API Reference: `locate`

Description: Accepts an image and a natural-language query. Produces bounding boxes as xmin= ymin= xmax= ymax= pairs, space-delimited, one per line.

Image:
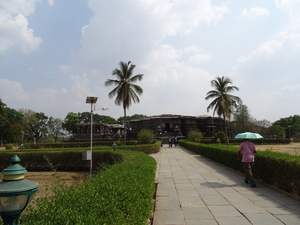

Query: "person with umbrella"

xmin=235 ymin=132 xmax=262 ymax=188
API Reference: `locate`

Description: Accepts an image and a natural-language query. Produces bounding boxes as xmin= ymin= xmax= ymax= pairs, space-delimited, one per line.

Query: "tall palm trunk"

xmin=124 ymin=107 xmax=127 ymax=145
xmin=223 ymin=113 xmax=229 ymax=145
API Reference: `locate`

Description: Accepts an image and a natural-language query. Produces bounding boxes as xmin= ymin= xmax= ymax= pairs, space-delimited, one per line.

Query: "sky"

xmin=1 ymin=0 xmax=300 ymax=123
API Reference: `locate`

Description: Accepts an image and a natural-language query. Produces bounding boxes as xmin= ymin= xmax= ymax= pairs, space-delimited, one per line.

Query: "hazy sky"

xmin=1 ymin=0 xmax=300 ymax=123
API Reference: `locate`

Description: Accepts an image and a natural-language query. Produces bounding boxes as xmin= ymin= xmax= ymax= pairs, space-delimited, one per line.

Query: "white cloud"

xmin=57 ymin=65 xmax=70 ymax=72
xmin=77 ymin=0 xmax=228 ymax=70
xmin=242 ymin=7 xmax=270 ymax=21
xmin=0 ymin=78 xmax=29 ymax=101
xmin=0 ymin=0 xmax=41 ymax=53
xmin=181 ymin=45 xmax=212 ymax=66
xmin=236 ymin=40 xmax=283 ymax=64
xmin=282 ymin=84 xmax=300 ymax=91
xmin=47 ymin=0 xmax=55 ymax=6
xmin=141 ymin=0 xmax=229 ymax=35
xmin=275 ymin=0 xmax=300 ymax=11
xmin=0 ymin=0 xmax=39 ymax=16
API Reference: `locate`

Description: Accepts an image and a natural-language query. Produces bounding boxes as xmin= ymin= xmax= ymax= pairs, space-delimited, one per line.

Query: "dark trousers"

xmin=243 ymin=162 xmax=256 ymax=185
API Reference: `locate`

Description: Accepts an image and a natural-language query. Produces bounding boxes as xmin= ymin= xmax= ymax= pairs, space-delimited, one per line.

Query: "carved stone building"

xmin=72 ymin=114 xmax=225 ymax=142
xmin=72 ymin=123 xmax=124 ymax=142
xmin=130 ymin=114 xmax=225 ymax=139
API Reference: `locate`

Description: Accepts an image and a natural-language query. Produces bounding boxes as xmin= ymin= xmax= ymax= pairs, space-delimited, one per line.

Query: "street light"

xmin=0 ymin=155 xmax=39 ymax=225
xmin=86 ymin=97 xmax=108 ymax=175
xmin=86 ymin=96 xmax=98 ymax=175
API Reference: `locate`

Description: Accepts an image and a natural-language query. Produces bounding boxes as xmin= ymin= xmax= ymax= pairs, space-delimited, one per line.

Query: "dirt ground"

xmin=255 ymin=142 xmax=300 ymax=155
xmin=25 ymin=171 xmax=89 ymax=199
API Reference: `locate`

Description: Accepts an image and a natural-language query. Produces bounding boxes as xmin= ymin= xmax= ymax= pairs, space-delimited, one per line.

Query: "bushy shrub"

xmin=187 ymin=129 xmax=203 ymax=142
xmin=5 ymin=143 xmax=14 ymax=150
xmin=137 ymin=129 xmax=155 ymax=144
xmin=214 ymin=131 xmax=226 ymax=143
xmin=19 ymin=143 xmax=33 ymax=149
xmin=21 ymin=151 xmax=156 ymax=225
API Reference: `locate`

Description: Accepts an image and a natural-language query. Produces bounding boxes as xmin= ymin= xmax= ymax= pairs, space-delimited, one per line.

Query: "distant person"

xmin=168 ymin=136 xmax=172 ymax=148
xmin=173 ymin=136 xmax=178 ymax=147
xmin=237 ymin=139 xmax=257 ymax=188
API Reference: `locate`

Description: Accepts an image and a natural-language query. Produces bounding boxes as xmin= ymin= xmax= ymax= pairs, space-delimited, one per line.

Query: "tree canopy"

xmin=105 ymin=61 xmax=144 ymax=144
xmin=205 ymin=76 xmax=241 ymax=144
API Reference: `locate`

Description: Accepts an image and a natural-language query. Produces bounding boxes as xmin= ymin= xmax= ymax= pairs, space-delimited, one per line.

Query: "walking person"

xmin=168 ymin=136 xmax=172 ymax=148
xmin=237 ymin=139 xmax=257 ymax=188
xmin=173 ymin=136 xmax=178 ymax=147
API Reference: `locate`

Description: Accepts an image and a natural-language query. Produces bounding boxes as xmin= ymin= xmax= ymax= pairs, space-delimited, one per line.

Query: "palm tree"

xmin=105 ymin=61 xmax=144 ymax=144
xmin=205 ymin=76 xmax=241 ymax=144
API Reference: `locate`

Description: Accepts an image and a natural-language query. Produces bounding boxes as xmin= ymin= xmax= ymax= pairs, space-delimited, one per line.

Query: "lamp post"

xmin=86 ymin=96 xmax=98 ymax=175
xmin=86 ymin=97 xmax=108 ymax=175
xmin=0 ymin=155 xmax=39 ymax=225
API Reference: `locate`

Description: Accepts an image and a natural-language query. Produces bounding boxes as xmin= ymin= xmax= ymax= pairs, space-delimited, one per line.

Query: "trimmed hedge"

xmin=0 ymin=150 xmax=124 ymax=171
xmin=0 ymin=141 xmax=160 ymax=172
xmin=10 ymin=141 xmax=161 ymax=155
xmin=21 ymin=150 xmax=157 ymax=225
xmin=179 ymin=140 xmax=300 ymax=195
xmin=113 ymin=141 xmax=161 ymax=154
xmin=183 ymin=138 xmax=291 ymax=145
xmin=25 ymin=140 xmax=140 ymax=149
xmin=228 ymin=138 xmax=291 ymax=145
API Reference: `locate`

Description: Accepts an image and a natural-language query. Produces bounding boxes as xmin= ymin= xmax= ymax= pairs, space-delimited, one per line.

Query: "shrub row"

xmin=21 ymin=150 xmax=157 ymax=225
xmin=227 ymin=138 xmax=291 ymax=145
xmin=23 ymin=140 xmax=139 ymax=149
xmin=199 ymin=138 xmax=291 ymax=145
xmin=0 ymin=150 xmax=124 ymax=172
xmin=113 ymin=141 xmax=161 ymax=154
xmin=178 ymin=140 xmax=300 ymax=195
xmin=8 ymin=141 xmax=161 ymax=155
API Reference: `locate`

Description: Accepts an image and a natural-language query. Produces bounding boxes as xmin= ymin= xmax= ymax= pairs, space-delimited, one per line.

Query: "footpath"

xmin=151 ymin=145 xmax=300 ymax=225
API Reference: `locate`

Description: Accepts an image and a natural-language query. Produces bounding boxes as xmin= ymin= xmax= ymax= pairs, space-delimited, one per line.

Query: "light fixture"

xmin=0 ymin=155 xmax=39 ymax=225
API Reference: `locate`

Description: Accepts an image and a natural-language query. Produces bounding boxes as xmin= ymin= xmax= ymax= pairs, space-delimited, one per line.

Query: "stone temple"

xmin=73 ymin=114 xmax=225 ymax=143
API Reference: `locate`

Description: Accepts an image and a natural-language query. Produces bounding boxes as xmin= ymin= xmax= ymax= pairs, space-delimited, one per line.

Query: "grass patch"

xmin=20 ymin=150 xmax=157 ymax=225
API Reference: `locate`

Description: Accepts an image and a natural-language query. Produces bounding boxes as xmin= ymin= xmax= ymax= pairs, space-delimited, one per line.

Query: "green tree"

xmin=233 ymin=104 xmax=250 ymax=133
xmin=105 ymin=61 xmax=144 ymax=144
xmin=62 ymin=112 xmax=80 ymax=137
xmin=273 ymin=115 xmax=300 ymax=139
xmin=0 ymin=99 xmax=7 ymax=146
xmin=0 ymin=99 xmax=6 ymax=122
xmin=48 ymin=117 xmax=64 ymax=142
xmin=117 ymin=116 xmax=131 ymax=125
xmin=0 ymin=105 xmax=23 ymax=146
xmin=137 ymin=129 xmax=155 ymax=144
xmin=251 ymin=119 xmax=271 ymax=137
xmin=94 ymin=114 xmax=117 ymax=124
xmin=266 ymin=125 xmax=285 ymax=139
xmin=80 ymin=112 xmax=91 ymax=123
xmin=187 ymin=129 xmax=203 ymax=142
xmin=205 ymin=76 xmax=241 ymax=145
xmin=129 ymin=114 xmax=148 ymax=120
xmin=31 ymin=112 xmax=49 ymax=143
xmin=213 ymin=131 xmax=226 ymax=144
xmin=18 ymin=108 xmax=37 ymax=143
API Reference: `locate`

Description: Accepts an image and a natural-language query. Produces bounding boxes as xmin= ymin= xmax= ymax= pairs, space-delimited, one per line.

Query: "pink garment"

xmin=238 ymin=140 xmax=257 ymax=162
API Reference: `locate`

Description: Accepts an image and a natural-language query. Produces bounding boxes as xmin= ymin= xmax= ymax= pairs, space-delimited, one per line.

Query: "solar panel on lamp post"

xmin=86 ymin=96 xmax=98 ymax=175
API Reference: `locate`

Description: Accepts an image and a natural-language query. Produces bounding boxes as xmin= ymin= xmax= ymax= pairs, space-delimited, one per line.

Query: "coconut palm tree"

xmin=205 ymin=76 xmax=241 ymax=144
xmin=105 ymin=61 xmax=143 ymax=144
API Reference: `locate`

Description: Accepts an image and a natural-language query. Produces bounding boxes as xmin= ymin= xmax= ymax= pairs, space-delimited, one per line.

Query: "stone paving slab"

xmin=151 ymin=145 xmax=300 ymax=225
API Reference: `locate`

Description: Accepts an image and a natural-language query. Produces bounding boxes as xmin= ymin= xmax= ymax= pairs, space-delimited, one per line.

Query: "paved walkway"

xmin=151 ymin=145 xmax=300 ymax=225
